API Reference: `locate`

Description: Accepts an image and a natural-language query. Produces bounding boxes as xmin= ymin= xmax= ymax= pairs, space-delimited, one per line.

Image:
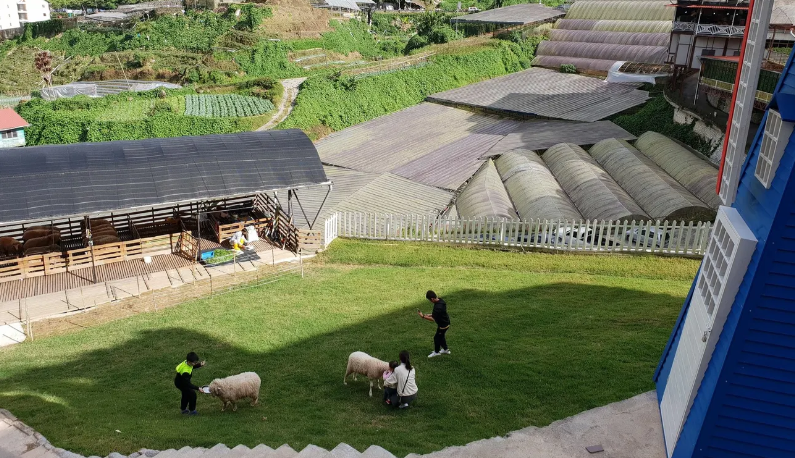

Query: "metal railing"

xmin=326 ymin=212 xmax=714 ymax=257
xmin=673 ymin=22 xmax=745 ymax=37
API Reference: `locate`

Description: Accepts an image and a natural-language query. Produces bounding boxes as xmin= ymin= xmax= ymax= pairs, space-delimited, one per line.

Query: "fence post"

xmin=25 ymin=300 xmax=33 ymax=341
xmin=300 ymin=248 xmax=304 ymax=279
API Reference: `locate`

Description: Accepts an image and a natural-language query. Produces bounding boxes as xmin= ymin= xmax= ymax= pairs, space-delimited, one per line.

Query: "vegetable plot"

xmin=185 ymin=95 xmax=275 ymax=118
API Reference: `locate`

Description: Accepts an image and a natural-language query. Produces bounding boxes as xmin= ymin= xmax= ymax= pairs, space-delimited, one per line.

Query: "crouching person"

xmin=174 ymin=352 xmax=205 ymax=415
xmin=384 ymin=350 xmax=418 ymax=409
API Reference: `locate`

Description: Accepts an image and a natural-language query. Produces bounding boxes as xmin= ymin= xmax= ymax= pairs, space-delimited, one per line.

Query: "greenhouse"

xmin=553 ymin=19 xmax=673 ymax=34
xmin=564 ymin=0 xmax=674 ymax=22
xmin=543 ymin=143 xmax=648 ymax=222
xmin=495 ymin=151 xmax=583 ymax=222
xmin=633 ymin=132 xmax=722 ymax=209
xmin=455 ymin=160 xmax=516 ymax=219
xmin=589 ymin=139 xmax=717 ymax=222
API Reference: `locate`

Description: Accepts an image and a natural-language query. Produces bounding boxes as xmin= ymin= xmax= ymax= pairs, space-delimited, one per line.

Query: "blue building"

xmin=654 ymin=46 xmax=795 ymax=457
xmin=0 ymin=108 xmax=28 ymax=148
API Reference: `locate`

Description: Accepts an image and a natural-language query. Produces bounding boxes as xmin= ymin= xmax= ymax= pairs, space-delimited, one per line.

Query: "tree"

xmin=34 ymin=51 xmax=53 ymax=88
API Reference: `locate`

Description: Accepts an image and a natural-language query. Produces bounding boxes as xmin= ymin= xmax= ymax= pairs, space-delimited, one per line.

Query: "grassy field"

xmin=0 ymin=240 xmax=699 ymax=456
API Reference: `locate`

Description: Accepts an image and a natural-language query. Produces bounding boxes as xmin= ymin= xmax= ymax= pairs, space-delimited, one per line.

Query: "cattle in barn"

xmin=22 ymin=228 xmax=61 ymax=242
xmin=24 ymin=245 xmax=61 ymax=256
xmin=92 ymin=235 xmax=121 ymax=246
xmin=0 ymin=237 xmax=23 ymax=257
xmin=23 ymin=235 xmax=61 ymax=251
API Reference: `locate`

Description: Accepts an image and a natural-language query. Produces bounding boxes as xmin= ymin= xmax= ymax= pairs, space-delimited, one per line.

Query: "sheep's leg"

xmin=232 ymin=401 xmax=238 ymax=412
xmin=353 ymin=373 xmax=358 ymax=381
xmin=343 ymin=370 xmax=348 ymax=385
xmin=251 ymin=395 xmax=259 ymax=406
xmin=221 ymin=401 xmax=226 ymax=412
xmin=369 ymin=380 xmax=373 ymax=397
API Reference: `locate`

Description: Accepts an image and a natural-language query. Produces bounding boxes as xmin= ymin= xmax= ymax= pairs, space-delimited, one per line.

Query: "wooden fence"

xmin=328 ymin=212 xmax=714 ymax=257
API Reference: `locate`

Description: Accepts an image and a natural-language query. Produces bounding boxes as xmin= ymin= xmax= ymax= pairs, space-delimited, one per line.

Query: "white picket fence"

xmin=323 ymin=212 xmax=714 ymax=257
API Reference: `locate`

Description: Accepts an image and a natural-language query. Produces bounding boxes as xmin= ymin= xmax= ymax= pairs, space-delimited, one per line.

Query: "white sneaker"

xmin=440 ymin=349 xmax=451 ymax=355
xmin=428 ymin=351 xmax=441 ymax=358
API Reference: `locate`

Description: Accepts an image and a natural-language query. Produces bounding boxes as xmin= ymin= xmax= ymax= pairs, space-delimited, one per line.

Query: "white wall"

xmin=16 ymin=0 xmax=50 ymax=24
xmin=670 ymin=33 xmax=744 ymax=69
xmin=0 ymin=0 xmax=21 ymax=30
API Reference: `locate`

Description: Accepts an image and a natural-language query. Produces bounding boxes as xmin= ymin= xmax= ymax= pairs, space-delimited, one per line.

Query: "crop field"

xmin=185 ymin=94 xmax=276 ymax=118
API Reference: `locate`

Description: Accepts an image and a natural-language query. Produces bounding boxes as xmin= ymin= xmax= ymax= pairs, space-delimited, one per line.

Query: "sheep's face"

xmin=209 ymin=382 xmax=222 ymax=397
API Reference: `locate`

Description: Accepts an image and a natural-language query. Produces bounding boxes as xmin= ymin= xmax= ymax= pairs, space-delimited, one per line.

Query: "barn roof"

xmin=426 ymin=68 xmax=649 ymax=122
xmin=542 ymin=142 xmax=648 ymax=221
xmin=495 ymin=150 xmax=583 ymax=222
xmin=455 ymin=159 xmax=516 ymax=219
xmin=633 ymin=132 xmax=721 ymax=209
xmin=589 ymin=138 xmax=716 ymax=222
xmin=0 ymin=130 xmax=329 ymax=224
xmin=0 ymin=108 xmax=29 ymax=131
xmin=450 ymin=3 xmax=564 ymax=26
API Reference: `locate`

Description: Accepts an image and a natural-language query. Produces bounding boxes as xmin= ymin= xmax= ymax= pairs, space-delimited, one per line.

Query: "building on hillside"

xmin=654 ymin=45 xmax=795 ymax=457
xmin=15 ymin=0 xmax=50 ymax=25
xmin=1 ymin=0 xmax=21 ymax=29
xmin=0 ymin=109 xmax=28 ymax=148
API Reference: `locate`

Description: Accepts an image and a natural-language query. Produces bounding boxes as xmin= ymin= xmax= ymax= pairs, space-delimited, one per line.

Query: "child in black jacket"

xmin=174 ymin=352 xmax=205 ymax=415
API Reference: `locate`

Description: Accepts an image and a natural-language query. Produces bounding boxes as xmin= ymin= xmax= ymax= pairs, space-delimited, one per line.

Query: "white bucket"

xmin=143 ymin=256 xmax=152 ymax=264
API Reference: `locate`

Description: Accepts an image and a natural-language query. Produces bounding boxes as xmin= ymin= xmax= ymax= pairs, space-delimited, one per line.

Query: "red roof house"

xmin=0 ymin=109 xmax=29 ymax=148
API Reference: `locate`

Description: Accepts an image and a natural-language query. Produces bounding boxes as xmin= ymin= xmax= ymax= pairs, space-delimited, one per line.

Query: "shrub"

xmin=428 ymin=25 xmax=460 ymax=44
xmin=560 ymin=64 xmax=577 ymax=74
xmin=404 ymin=35 xmax=429 ymax=54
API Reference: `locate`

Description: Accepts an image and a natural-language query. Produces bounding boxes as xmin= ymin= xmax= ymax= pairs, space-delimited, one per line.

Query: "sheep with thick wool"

xmin=344 ymin=351 xmax=390 ymax=397
xmin=208 ymin=372 xmax=261 ymax=412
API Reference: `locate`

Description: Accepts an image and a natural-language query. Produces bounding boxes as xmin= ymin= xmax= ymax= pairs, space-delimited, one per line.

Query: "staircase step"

xmin=180 ymin=447 xmax=207 ymax=458
xmin=360 ymin=446 xmax=395 ymax=458
xmin=269 ymin=445 xmax=298 ymax=458
xmin=296 ymin=445 xmax=330 ymax=458
xmin=201 ymin=444 xmax=230 ymax=458
xmin=240 ymin=444 xmax=274 ymax=458
xmin=223 ymin=445 xmax=250 ymax=458
xmin=329 ymin=443 xmax=362 ymax=458
xmin=153 ymin=449 xmax=178 ymax=458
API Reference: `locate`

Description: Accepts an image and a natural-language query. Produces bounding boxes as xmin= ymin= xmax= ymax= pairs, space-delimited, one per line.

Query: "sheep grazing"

xmin=0 ymin=237 xmax=22 ymax=258
xmin=208 ymin=372 xmax=261 ymax=412
xmin=344 ymin=351 xmax=390 ymax=397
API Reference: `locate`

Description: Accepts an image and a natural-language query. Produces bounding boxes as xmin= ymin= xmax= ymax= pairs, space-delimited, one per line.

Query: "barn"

xmin=654 ymin=46 xmax=795 ymax=457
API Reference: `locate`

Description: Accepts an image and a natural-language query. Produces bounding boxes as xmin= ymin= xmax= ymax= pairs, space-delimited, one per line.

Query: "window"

xmin=696 ymin=206 xmax=756 ymax=317
xmin=1 ymin=130 xmax=19 ymax=139
xmin=755 ymin=109 xmax=795 ymax=188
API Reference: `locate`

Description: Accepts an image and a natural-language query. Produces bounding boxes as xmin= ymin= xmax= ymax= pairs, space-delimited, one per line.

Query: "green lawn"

xmin=0 ymin=240 xmax=699 ymax=457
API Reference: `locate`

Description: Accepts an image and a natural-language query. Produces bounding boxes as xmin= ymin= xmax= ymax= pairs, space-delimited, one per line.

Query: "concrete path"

xmin=0 ymin=392 xmax=665 ymax=458
xmin=258 ymin=78 xmax=306 ymax=131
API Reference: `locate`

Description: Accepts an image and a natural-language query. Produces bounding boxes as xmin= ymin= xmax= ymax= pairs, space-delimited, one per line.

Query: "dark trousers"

xmin=384 ymin=387 xmax=416 ymax=407
xmin=434 ymin=326 xmax=449 ymax=352
xmin=177 ymin=385 xmax=197 ymax=411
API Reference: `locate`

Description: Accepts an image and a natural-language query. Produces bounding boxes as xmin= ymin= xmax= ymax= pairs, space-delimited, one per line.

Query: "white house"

xmin=0 ymin=0 xmax=50 ymax=30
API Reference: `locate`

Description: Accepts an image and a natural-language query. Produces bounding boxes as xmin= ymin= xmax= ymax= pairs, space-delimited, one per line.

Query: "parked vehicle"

xmin=624 ymin=227 xmax=670 ymax=248
xmin=467 ymin=6 xmax=480 ymax=12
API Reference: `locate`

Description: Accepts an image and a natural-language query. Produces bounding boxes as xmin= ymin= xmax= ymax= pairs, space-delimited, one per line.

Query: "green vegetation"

xmin=279 ymin=41 xmax=534 ymax=138
xmin=559 ymin=64 xmax=577 ymax=74
xmin=16 ymin=88 xmax=274 ymax=146
xmin=204 ymin=249 xmax=236 ymax=265
xmin=611 ymin=93 xmax=719 ymax=157
xmin=185 ymin=94 xmax=275 ymax=118
xmin=0 ymin=239 xmax=696 ymax=456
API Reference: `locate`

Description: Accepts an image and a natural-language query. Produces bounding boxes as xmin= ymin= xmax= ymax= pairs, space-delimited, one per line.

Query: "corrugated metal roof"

xmin=634 ymin=132 xmax=721 ymax=209
xmin=450 ymin=3 xmax=564 ymax=25
xmin=484 ymin=119 xmax=635 ymax=155
xmin=543 ymin=143 xmax=648 ymax=221
xmin=0 ymin=130 xmax=328 ymax=224
xmin=495 ymin=150 xmax=583 ymax=221
xmin=589 ymin=138 xmax=716 ymax=222
xmin=456 ymin=160 xmax=516 ymax=219
xmin=426 ymin=68 xmax=649 ymax=122
xmin=289 ymin=165 xmax=453 ymax=228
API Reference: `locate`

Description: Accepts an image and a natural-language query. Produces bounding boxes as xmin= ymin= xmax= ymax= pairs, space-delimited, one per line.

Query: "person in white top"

xmin=384 ymin=350 xmax=418 ymax=409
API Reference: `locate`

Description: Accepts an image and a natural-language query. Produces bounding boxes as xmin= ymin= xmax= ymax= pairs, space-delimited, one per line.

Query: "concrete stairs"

xmin=1 ymin=392 xmax=666 ymax=458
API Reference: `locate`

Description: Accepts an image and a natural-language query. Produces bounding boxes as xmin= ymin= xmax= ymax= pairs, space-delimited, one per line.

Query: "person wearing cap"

xmin=174 ymin=352 xmax=205 ymax=415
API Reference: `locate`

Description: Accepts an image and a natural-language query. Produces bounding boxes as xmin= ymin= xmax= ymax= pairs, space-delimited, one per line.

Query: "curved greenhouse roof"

xmin=543 ymin=143 xmax=648 ymax=222
xmin=495 ymin=150 xmax=583 ymax=222
xmin=536 ymin=41 xmax=667 ymax=65
xmin=589 ymin=139 xmax=716 ymax=222
xmin=549 ymin=29 xmax=670 ymax=47
xmin=634 ymin=132 xmax=721 ymax=209
xmin=456 ymin=159 xmax=516 ymax=219
xmin=565 ymin=1 xmax=674 ymax=21
xmin=554 ymin=19 xmax=673 ymax=33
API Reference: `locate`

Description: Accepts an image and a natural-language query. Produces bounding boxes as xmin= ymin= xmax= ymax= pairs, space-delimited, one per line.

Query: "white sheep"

xmin=343 ymin=351 xmax=390 ymax=397
xmin=208 ymin=372 xmax=261 ymax=412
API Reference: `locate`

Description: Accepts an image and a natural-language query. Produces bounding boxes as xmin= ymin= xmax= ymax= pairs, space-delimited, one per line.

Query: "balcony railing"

xmin=673 ymin=22 xmax=745 ymax=36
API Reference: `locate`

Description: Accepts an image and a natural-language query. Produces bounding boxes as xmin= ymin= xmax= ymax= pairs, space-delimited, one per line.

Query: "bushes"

xmin=404 ymin=35 xmax=429 ymax=54
xmin=560 ymin=64 xmax=577 ymax=74
xmin=405 ymin=12 xmax=462 ymax=53
xmin=611 ymin=95 xmax=718 ymax=157
xmin=279 ymin=43 xmax=531 ymax=137
xmin=234 ymin=41 xmax=301 ymax=79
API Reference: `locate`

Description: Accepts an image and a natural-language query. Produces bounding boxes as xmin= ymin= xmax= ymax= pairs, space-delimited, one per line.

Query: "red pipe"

xmin=716 ymin=0 xmax=756 ymax=195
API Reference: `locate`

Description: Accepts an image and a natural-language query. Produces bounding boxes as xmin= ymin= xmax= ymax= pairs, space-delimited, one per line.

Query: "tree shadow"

xmin=0 ymin=282 xmax=682 ymax=457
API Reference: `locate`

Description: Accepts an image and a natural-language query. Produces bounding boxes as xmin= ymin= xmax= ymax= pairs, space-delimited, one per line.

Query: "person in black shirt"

xmin=418 ymin=290 xmax=451 ymax=358
xmin=174 ymin=352 xmax=205 ymax=415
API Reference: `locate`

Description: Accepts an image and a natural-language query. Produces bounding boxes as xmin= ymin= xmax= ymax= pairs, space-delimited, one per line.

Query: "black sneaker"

xmin=189 ymin=410 xmax=199 ymax=416
xmin=181 ymin=409 xmax=189 ymax=415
